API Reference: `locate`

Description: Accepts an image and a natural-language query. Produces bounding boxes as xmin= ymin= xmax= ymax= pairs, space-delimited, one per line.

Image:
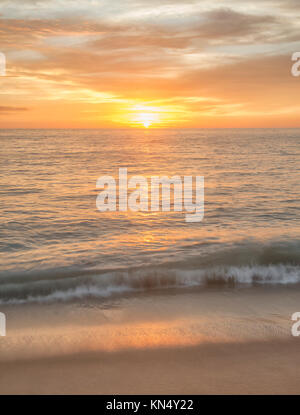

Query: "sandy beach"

xmin=0 ymin=286 xmax=299 ymax=394
xmin=1 ymin=338 xmax=300 ymax=395
xmin=1 ymin=339 xmax=300 ymax=394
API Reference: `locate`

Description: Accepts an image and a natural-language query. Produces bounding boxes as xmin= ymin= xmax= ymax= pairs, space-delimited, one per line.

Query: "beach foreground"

xmin=0 ymin=286 xmax=299 ymax=394
xmin=1 ymin=339 xmax=300 ymax=395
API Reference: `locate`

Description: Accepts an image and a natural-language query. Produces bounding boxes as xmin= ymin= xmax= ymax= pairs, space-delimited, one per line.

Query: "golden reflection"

xmin=83 ymin=319 xmax=220 ymax=353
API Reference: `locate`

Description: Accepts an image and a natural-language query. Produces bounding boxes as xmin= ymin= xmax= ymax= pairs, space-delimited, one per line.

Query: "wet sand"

xmin=0 ymin=286 xmax=300 ymax=394
xmin=1 ymin=339 xmax=300 ymax=394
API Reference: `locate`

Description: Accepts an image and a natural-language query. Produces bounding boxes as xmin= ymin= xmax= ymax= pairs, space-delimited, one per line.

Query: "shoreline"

xmin=0 ymin=286 xmax=300 ymax=394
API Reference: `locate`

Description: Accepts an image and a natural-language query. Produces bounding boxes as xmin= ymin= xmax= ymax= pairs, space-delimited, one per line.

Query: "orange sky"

xmin=0 ymin=0 xmax=300 ymax=128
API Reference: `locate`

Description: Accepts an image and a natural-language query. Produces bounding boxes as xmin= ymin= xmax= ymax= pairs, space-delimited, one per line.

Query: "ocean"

xmin=1 ymin=128 xmax=300 ymax=305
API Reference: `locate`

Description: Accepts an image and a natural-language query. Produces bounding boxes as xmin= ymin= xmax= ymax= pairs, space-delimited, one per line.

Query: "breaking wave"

xmin=1 ymin=240 xmax=300 ymax=305
xmin=0 ymin=264 xmax=300 ymax=305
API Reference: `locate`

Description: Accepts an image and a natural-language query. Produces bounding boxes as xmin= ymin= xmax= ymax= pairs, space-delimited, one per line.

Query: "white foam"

xmin=0 ymin=264 xmax=299 ymax=305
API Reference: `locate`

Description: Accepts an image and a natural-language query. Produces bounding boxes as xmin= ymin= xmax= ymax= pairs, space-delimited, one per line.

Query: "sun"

xmin=128 ymin=105 xmax=160 ymax=128
xmin=143 ymin=120 xmax=151 ymax=128
xmin=138 ymin=112 xmax=155 ymax=128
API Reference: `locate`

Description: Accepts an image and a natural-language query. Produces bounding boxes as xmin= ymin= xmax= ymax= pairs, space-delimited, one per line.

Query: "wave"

xmin=0 ymin=263 xmax=299 ymax=305
xmin=1 ymin=240 xmax=300 ymax=305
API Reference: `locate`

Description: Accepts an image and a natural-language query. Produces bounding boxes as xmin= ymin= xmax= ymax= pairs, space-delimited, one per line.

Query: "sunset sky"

xmin=0 ymin=0 xmax=300 ymax=128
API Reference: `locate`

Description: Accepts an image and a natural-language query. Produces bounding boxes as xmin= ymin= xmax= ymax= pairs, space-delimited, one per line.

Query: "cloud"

xmin=0 ymin=106 xmax=29 ymax=111
xmin=0 ymin=0 xmax=299 ymax=127
xmin=195 ymin=8 xmax=279 ymax=40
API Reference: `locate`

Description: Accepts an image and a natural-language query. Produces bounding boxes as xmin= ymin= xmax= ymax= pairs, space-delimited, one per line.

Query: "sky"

xmin=0 ymin=0 xmax=300 ymax=128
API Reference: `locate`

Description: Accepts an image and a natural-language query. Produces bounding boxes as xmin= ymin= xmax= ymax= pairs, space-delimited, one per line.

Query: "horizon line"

xmin=1 ymin=126 xmax=300 ymax=130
